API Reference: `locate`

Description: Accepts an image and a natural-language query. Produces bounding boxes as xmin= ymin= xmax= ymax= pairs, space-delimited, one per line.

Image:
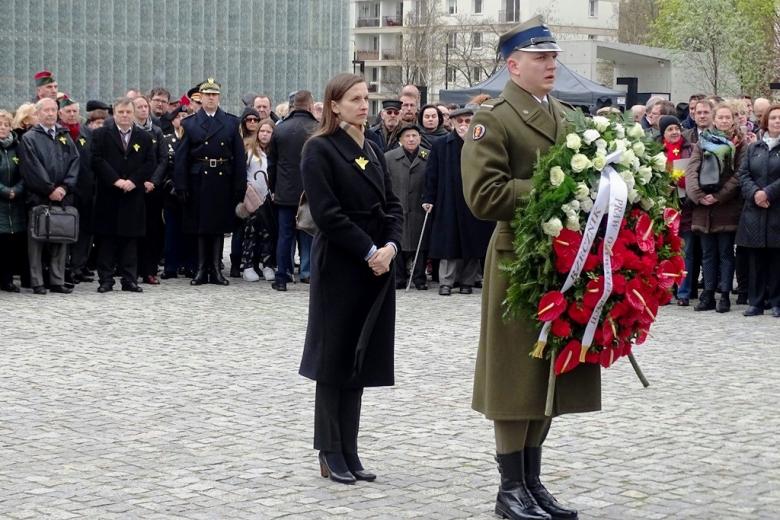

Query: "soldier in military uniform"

xmin=462 ymin=17 xmax=597 ymax=520
xmin=174 ymin=78 xmax=246 ymax=285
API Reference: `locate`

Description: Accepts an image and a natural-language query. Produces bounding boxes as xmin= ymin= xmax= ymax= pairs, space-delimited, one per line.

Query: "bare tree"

xmin=618 ymin=0 xmax=660 ymax=45
xmin=445 ymin=15 xmax=503 ymax=87
xmin=401 ymin=0 xmax=447 ymax=89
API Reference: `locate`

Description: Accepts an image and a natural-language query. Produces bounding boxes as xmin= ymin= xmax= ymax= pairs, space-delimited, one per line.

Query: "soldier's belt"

xmin=196 ymin=157 xmax=231 ymax=168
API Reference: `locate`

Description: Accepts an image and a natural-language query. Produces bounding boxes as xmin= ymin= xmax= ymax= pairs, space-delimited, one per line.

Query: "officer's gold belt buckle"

xmin=209 ymin=158 xmax=218 ymax=168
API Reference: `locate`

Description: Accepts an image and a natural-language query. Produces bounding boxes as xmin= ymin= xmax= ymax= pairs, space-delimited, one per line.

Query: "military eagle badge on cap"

xmin=472 ymin=124 xmax=486 ymax=141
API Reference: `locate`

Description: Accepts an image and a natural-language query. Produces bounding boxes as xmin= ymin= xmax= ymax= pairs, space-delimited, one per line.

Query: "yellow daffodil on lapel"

xmin=12 ymin=156 xmax=19 ymax=164
xmin=58 ymin=136 xmax=67 ymax=144
xmin=419 ymin=150 xmax=428 ymax=159
xmin=133 ymin=143 xmax=141 ymax=152
xmin=79 ymin=137 xmax=86 ymax=147
xmin=355 ymin=156 xmax=368 ymax=170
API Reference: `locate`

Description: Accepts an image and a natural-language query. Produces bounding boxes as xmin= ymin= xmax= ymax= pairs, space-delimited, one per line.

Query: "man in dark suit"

xmin=682 ymin=97 xmax=714 ymax=144
xmin=174 ymin=78 xmax=246 ymax=285
xmin=267 ymin=90 xmax=319 ymax=290
xmin=91 ymin=97 xmax=155 ymax=293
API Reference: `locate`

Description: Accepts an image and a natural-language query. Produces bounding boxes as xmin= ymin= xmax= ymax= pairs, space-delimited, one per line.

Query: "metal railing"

xmin=381 ymin=49 xmax=401 ymax=60
xmin=356 ymin=50 xmax=380 ymax=60
xmin=383 ymin=15 xmax=403 ymax=26
xmin=356 ymin=17 xmax=380 ymax=27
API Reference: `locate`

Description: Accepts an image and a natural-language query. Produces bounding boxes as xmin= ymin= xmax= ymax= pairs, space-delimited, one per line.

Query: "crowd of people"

xmin=0 ymin=69 xmax=778 ymax=316
xmin=0 ymin=69 xmax=495 ymax=298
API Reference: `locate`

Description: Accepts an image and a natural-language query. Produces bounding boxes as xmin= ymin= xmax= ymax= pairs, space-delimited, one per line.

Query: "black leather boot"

xmin=210 ymin=236 xmax=229 ymax=286
xmin=190 ymin=237 xmax=209 ymax=285
xmin=716 ymin=291 xmax=731 ymax=313
xmin=318 ymin=451 xmax=356 ymax=485
xmin=229 ymin=253 xmax=242 ymax=278
xmin=495 ymin=452 xmax=551 ymax=520
xmin=524 ymin=447 xmax=578 ymax=520
xmin=694 ymin=290 xmax=716 ymax=311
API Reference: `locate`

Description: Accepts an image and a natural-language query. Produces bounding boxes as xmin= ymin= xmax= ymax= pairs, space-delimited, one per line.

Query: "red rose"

xmin=568 ymin=301 xmax=591 ymax=325
xmin=537 ymin=291 xmax=567 ymax=322
xmin=554 ymin=339 xmax=582 ymax=375
xmin=622 ymin=250 xmax=642 ymax=271
xmin=550 ymin=318 xmax=572 ymax=338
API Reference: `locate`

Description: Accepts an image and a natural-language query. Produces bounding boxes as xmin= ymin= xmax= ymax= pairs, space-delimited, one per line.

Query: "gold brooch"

xmin=355 ymin=156 xmax=368 ymax=170
xmin=133 ymin=144 xmax=141 ymax=152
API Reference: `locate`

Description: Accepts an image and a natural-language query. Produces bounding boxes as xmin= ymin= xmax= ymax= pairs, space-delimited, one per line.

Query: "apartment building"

xmin=350 ymin=0 xmax=618 ymax=111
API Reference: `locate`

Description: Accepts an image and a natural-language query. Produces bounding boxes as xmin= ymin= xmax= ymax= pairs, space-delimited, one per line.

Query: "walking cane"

xmin=405 ymin=210 xmax=431 ymax=292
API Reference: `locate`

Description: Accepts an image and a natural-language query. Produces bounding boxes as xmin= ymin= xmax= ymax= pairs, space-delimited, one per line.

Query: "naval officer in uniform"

xmin=174 ymin=78 xmax=247 ymax=285
xmin=462 ymin=17 xmax=598 ymax=520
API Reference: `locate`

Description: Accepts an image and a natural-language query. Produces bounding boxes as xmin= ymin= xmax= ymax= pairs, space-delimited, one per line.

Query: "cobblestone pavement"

xmin=1 ymin=267 xmax=779 ymax=519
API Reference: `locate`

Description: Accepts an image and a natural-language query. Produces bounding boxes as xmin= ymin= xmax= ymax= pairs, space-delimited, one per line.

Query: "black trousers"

xmin=0 ymin=232 xmax=28 ymax=286
xmin=97 ymin=236 xmax=138 ymax=286
xmin=746 ymin=247 xmax=780 ymax=307
xmin=138 ymin=191 xmax=165 ymax=277
xmin=314 ymin=383 xmax=363 ymax=454
xmin=395 ymin=250 xmax=427 ymax=286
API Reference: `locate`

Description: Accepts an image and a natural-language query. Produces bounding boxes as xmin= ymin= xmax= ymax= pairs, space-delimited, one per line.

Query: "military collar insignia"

xmin=133 ymin=143 xmax=141 ymax=152
xmin=58 ymin=136 xmax=67 ymax=144
xmin=472 ymin=124 xmax=486 ymax=141
xmin=419 ymin=150 xmax=428 ymax=159
xmin=79 ymin=137 xmax=86 ymax=147
xmin=355 ymin=156 xmax=369 ymax=170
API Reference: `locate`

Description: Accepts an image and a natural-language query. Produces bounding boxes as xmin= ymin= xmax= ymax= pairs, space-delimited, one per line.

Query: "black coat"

xmin=72 ymin=126 xmax=95 ymax=232
xmin=19 ymin=125 xmax=79 ymax=206
xmin=92 ymin=125 xmax=154 ymax=237
xmin=174 ymin=108 xmax=247 ymax=234
xmin=423 ymin=131 xmax=494 ymax=259
xmin=299 ymin=128 xmax=403 ymax=388
xmin=736 ymin=140 xmax=780 ymax=248
xmin=267 ymin=110 xmax=318 ymax=206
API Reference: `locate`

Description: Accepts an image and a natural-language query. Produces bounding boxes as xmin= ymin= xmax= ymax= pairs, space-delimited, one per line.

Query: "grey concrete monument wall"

xmin=0 ymin=0 xmax=349 ymax=114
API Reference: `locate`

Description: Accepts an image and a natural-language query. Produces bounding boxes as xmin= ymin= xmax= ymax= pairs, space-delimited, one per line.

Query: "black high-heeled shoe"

xmin=318 ymin=451 xmax=356 ymax=484
xmin=344 ymin=452 xmax=376 ymax=481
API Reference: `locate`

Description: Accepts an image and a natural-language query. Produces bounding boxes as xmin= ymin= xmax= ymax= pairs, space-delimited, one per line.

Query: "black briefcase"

xmin=29 ymin=203 xmax=80 ymax=244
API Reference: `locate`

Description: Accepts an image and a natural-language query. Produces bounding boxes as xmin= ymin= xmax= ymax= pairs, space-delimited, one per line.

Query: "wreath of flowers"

xmin=502 ymin=111 xmax=685 ymax=375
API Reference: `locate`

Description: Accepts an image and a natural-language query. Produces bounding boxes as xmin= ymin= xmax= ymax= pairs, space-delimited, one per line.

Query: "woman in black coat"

xmin=299 ymin=73 xmax=403 ymax=484
xmin=736 ymin=104 xmax=780 ymax=317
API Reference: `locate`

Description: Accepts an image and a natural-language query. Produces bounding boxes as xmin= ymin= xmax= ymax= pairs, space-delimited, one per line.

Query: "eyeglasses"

xmin=245 ymin=118 xmax=259 ymax=123
xmin=385 ymin=109 xmax=399 ymax=115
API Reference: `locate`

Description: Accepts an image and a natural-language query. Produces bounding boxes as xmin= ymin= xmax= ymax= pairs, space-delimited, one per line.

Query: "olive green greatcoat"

xmin=461 ymin=79 xmax=602 ymax=420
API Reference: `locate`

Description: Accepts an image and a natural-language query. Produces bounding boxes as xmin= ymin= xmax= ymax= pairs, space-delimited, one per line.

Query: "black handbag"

xmin=698 ymin=152 xmax=723 ymax=194
xmin=295 ymin=192 xmax=318 ymax=236
xmin=29 ymin=203 xmax=79 ymax=243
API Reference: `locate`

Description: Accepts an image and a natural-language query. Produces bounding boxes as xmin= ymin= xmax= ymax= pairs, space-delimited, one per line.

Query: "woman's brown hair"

xmin=760 ymin=104 xmax=780 ymax=132
xmin=245 ymin=118 xmax=276 ymax=158
xmin=315 ymin=73 xmax=366 ymax=137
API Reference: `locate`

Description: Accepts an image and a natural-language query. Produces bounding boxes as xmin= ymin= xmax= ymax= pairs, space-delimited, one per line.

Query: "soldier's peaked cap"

xmin=199 ymin=78 xmax=221 ymax=94
xmin=498 ymin=15 xmax=561 ymax=59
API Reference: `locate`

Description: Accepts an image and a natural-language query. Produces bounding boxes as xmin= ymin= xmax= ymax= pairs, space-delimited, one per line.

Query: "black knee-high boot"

xmin=524 ymin=447 xmax=578 ymax=520
xmin=191 ymin=236 xmax=209 ymax=285
xmin=495 ymin=451 xmax=550 ymax=520
xmin=210 ymin=236 xmax=229 ymax=285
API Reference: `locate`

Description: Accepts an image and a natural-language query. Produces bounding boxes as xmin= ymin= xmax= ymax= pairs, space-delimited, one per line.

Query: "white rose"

xmin=580 ymin=198 xmax=594 ymax=213
xmin=565 ymin=216 xmax=581 ymax=231
xmin=570 ymin=153 xmax=592 ymax=173
xmin=592 ymin=116 xmax=610 ymax=132
xmin=631 ymin=157 xmax=641 ymax=172
xmin=627 ymin=123 xmax=645 ymax=139
xmin=549 ymin=166 xmax=565 ymax=186
xmin=637 ymin=166 xmax=653 ymax=185
xmin=574 ymin=182 xmax=590 ymax=201
xmin=615 ymin=124 xmax=625 ymax=139
xmin=620 ymin=169 xmax=636 ymax=190
xmin=632 ymin=141 xmax=646 ymax=158
xmin=542 ymin=217 xmax=563 ymax=237
xmin=595 ymin=139 xmax=608 ymax=153
xmin=627 ymin=188 xmax=640 ymax=203
xmin=566 ymin=133 xmax=582 ymax=151
xmin=582 ymin=128 xmax=600 ymax=145
xmin=592 ymin=154 xmax=607 ymax=171
xmin=640 ymin=197 xmax=656 ymax=211
xmin=619 ymin=149 xmax=637 ymax=167
xmin=652 ymin=152 xmax=667 ymax=171
xmin=612 ymin=139 xmax=627 ymax=153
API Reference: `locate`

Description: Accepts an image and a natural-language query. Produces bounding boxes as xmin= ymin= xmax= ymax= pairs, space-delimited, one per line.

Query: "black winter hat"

xmin=659 ymin=115 xmax=681 ymax=136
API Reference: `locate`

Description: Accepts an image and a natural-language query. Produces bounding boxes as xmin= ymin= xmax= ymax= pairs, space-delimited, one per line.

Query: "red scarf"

xmin=63 ymin=122 xmax=80 ymax=141
xmin=663 ymin=139 xmax=683 ymax=162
